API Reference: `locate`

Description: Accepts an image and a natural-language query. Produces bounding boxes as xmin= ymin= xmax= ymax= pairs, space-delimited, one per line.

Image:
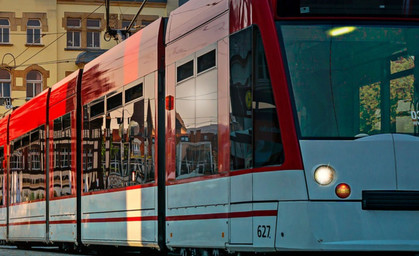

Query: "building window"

xmin=0 ymin=70 xmax=11 ymax=98
xmin=27 ymin=19 xmax=41 ymax=44
xmin=87 ymin=19 xmax=100 ymax=48
xmin=26 ymin=70 xmax=42 ymax=99
xmin=67 ymin=18 xmax=81 ymax=48
xmin=122 ymin=20 xmax=135 ymax=30
xmin=0 ymin=19 xmax=10 ymax=44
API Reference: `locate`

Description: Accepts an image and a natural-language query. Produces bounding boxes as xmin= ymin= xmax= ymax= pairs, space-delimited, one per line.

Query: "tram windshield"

xmin=278 ymin=23 xmax=419 ymax=138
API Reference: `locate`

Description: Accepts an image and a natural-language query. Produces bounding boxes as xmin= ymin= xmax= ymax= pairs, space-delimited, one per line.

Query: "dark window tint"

xmin=31 ymin=130 xmax=39 ymax=142
xmin=0 ymin=147 xmax=3 ymax=205
xmin=90 ymin=101 xmax=104 ymax=118
xmin=22 ymin=135 xmax=29 ymax=147
xmin=198 ymin=50 xmax=216 ymax=73
xmin=229 ymin=26 xmax=284 ymax=170
xmin=107 ymin=93 xmax=122 ymax=111
xmin=177 ymin=60 xmax=194 ymax=82
xmin=125 ymin=83 xmax=143 ymax=103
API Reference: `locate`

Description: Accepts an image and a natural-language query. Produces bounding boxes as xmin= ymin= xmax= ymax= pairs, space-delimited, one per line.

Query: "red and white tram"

xmin=0 ymin=0 xmax=418 ymax=253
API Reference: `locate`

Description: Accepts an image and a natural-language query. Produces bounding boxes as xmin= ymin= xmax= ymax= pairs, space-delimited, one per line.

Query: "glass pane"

xmin=34 ymin=29 xmax=41 ymax=43
xmin=87 ymin=19 xmax=100 ymax=28
xmin=53 ymin=114 xmax=72 ymax=197
xmin=230 ymin=28 xmax=253 ymax=170
xmin=198 ymin=50 xmax=216 ymax=73
xmin=74 ymin=32 xmax=80 ymax=47
xmin=253 ymin=29 xmax=284 ymax=167
xmin=125 ymin=83 xmax=143 ymax=103
xmin=3 ymin=83 xmax=10 ymax=97
xmin=27 ymin=70 xmax=41 ymax=80
xmin=0 ymin=19 xmax=8 ymax=25
xmin=35 ymin=83 xmax=42 ymax=95
xmin=279 ymin=24 xmax=419 ymax=138
xmin=94 ymin=32 xmax=100 ymax=47
xmin=0 ymin=70 xmax=10 ymax=80
xmin=67 ymin=18 xmax=81 ymax=27
xmin=90 ymin=101 xmax=104 ymax=118
xmin=27 ymin=19 xmax=40 ymax=26
xmin=107 ymin=93 xmax=122 ymax=111
xmin=87 ymin=32 xmax=92 ymax=47
xmin=83 ymin=116 xmax=105 ymax=192
xmin=27 ymin=83 xmax=34 ymax=98
xmin=177 ymin=60 xmax=193 ymax=82
xmin=4 ymin=29 xmax=8 ymax=43
xmin=27 ymin=29 xmax=33 ymax=43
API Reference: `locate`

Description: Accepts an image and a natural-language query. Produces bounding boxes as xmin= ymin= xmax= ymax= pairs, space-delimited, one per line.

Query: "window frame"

xmin=66 ymin=18 xmax=81 ymax=49
xmin=0 ymin=19 xmax=10 ymax=44
xmin=0 ymin=70 xmax=11 ymax=99
xmin=26 ymin=70 xmax=43 ymax=100
xmin=86 ymin=18 xmax=100 ymax=49
xmin=26 ymin=19 xmax=42 ymax=45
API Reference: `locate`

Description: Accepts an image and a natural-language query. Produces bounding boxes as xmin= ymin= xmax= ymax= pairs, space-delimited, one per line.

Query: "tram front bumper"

xmin=275 ymin=200 xmax=419 ymax=251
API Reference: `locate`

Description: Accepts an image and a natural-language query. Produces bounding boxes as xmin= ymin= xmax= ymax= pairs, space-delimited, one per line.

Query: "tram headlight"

xmin=314 ymin=165 xmax=335 ymax=186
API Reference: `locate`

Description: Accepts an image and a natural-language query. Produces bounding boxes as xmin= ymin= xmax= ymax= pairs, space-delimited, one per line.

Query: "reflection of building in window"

xmin=53 ymin=113 xmax=72 ymax=197
xmin=230 ymin=27 xmax=283 ymax=169
xmin=83 ymin=83 xmax=156 ymax=192
xmin=10 ymin=128 xmax=45 ymax=203
xmin=175 ymin=47 xmax=218 ymax=179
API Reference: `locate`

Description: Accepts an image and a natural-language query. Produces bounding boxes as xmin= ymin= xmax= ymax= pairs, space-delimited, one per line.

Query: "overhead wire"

xmin=9 ymin=3 xmax=105 ymax=68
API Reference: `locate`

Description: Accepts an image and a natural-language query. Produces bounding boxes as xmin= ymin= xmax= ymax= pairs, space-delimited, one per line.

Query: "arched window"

xmin=26 ymin=70 xmax=42 ymax=99
xmin=0 ymin=19 xmax=10 ymax=44
xmin=27 ymin=19 xmax=41 ymax=44
xmin=0 ymin=70 xmax=11 ymax=98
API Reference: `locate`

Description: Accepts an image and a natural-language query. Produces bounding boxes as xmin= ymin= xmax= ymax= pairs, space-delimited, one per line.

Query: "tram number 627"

xmin=257 ymin=225 xmax=271 ymax=238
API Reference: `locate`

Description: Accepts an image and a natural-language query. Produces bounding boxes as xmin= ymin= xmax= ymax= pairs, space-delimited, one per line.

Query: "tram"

xmin=0 ymin=0 xmax=418 ymax=254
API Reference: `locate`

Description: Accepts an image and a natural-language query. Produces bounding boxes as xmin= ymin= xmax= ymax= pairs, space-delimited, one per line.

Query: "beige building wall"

xmin=0 ymin=0 xmax=178 ymax=116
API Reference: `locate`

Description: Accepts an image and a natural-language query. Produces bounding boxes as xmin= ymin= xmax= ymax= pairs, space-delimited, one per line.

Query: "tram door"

xmin=229 ymin=26 xmax=254 ymax=245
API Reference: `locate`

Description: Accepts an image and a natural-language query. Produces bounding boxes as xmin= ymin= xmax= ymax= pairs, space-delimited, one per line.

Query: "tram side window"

xmin=175 ymin=47 xmax=218 ymax=179
xmin=229 ymin=26 xmax=284 ymax=170
xmin=124 ymin=95 xmax=156 ymax=185
xmin=10 ymin=127 xmax=45 ymax=204
xmin=83 ymin=87 xmax=156 ymax=193
xmin=53 ymin=113 xmax=73 ymax=197
xmin=0 ymin=147 xmax=4 ymax=205
xmin=83 ymin=100 xmax=106 ymax=193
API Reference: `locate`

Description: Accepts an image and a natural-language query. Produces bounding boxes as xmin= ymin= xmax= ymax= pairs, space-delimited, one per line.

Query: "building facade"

xmin=0 ymin=0 xmax=178 ymax=116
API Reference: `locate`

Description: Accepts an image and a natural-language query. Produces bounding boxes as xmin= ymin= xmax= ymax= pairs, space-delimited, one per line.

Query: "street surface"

xmin=0 ymin=245 xmax=149 ymax=256
xmin=0 ymin=246 xmax=88 ymax=256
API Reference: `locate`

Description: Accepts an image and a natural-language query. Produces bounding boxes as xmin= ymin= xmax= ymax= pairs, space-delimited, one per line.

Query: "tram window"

xmin=177 ymin=60 xmax=194 ymax=82
xmin=198 ymin=49 xmax=216 ymax=73
xmin=22 ymin=135 xmax=29 ymax=147
xmin=107 ymin=92 xmax=122 ymax=111
xmin=10 ymin=127 xmax=45 ymax=204
xmin=90 ymin=100 xmax=104 ymax=118
xmin=175 ymin=48 xmax=218 ymax=179
xmin=125 ymin=83 xmax=143 ymax=103
xmin=0 ymin=147 xmax=3 ymax=206
xmin=31 ymin=129 xmax=39 ymax=142
xmin=52 ymin=113 xmax=72 ymax=197
xmin=83 ymin=114 xmax=106 ymax=193
xmin=230 ymin=26 xmax=284 ymax=170
xmin=124 ymin=99 xmax=156 ymax=185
